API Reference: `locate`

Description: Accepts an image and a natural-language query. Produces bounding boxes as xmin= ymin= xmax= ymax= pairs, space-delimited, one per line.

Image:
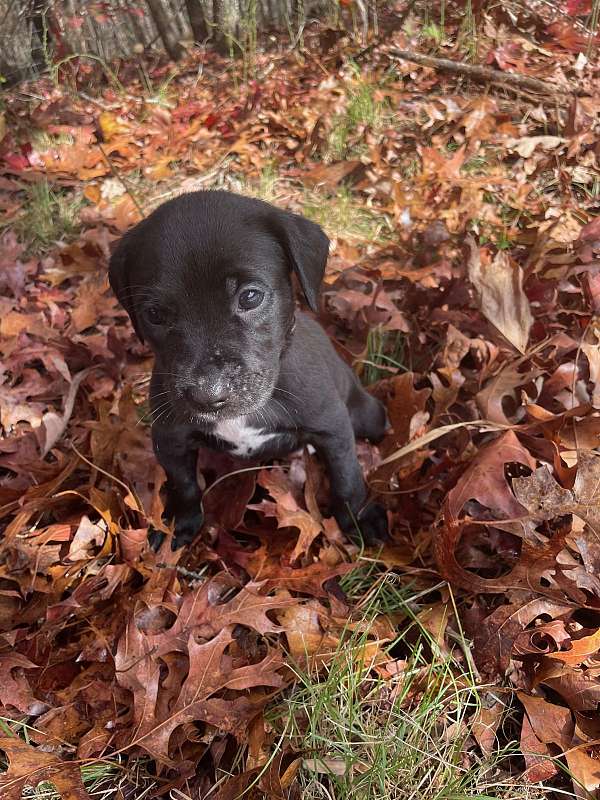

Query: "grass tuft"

xmin=236 ymin=162 xmax=288 ymax=204
xmin=16 ymin=180 xmax=82 ymax=253
xmin=303 ymin=186 xmax=391 ymax=244
xmin=326 ymin=69 xmax=389 ymax=162
xmin=269 ymin=573 xmax=548 ymax=800
xmin=421 ymin=22 xmax=444 ymax=44
xmin=360 ymin=327 xmax=408 ymax=385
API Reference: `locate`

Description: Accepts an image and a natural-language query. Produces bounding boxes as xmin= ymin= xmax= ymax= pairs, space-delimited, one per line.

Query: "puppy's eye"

xmin=238 ymin=288 xmax=265 ymax=311
xmin=146 ymin=306 xmax=166 ymax=326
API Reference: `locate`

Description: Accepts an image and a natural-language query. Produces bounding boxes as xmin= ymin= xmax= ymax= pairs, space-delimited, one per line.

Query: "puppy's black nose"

xmin=183 ymin=384 xmax=230 ymax=411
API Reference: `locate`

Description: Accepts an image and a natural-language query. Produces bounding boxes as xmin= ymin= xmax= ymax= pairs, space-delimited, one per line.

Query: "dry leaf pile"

xmin=1 ymin=2 xmax=600 ymax=797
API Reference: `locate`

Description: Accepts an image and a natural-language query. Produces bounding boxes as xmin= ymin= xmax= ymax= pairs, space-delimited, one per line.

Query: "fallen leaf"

xmin=565 ymin=747 xmax=600 ymax=797
xmin=518 ymin=692 xmax=574 ymax=750
xmin=436 ymin=430 xmax=538 ymax=593
xmin=98 ymin=112 xmax=128 ymax=141
xmin=255 ymin=469 xmax=324 ymax=561
xmin=513 ymin=452 xmax=600 ymax=538
xmin=471 ymin=598 xmax=573 ymax=678
xmin=67 ymin=515 xmax=105 ymax=561
xmin=471 ymin=698 xmax=505 ymax=755
xmin=506 ymin=136 xmax=567 ymax=159
xmin=116 ymin=624 xmax=284 ymax=761
xmin=41 ymin=368 xmax=92 ymax=456
xmin=547 ymin=21 xmax=599 ymax=53
xmin=536 ymin=660 xmax=600 ymax=712
xmin=0 ymin=736 xmax=91 ymax=800
xmin=467 ymin=237 xmax=533 ymax=353
xmin=300 ymin=160 xmax=365 ymax=190
xmin=0 ymin=653 xmax=48 ymax=715
xmin=520 ymin=712 xmax=559 ymax=783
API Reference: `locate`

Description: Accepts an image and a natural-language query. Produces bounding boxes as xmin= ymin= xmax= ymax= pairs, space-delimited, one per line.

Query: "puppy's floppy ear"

xmin=269 ymin=209 xmax=330 ymax=313
xmin=108 ymin=229 xmax=144 ymax=342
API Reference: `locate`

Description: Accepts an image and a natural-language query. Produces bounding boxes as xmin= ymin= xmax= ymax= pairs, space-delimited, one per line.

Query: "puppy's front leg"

xmin=312 ymin=416 xmax=388 ymax=545
xmin=151 ymin=426 xmax=203 ymax=550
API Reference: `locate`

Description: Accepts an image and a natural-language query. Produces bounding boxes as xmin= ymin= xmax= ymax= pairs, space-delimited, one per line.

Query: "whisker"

xmin=271 ymin=397 xmax=297 ymax=429
xmin=120 ymin=283 xmax=163 ymax=289
xmin=120 ymin=284 xmax=165 ymax=291
xmin=257 ymin=407 xmax=269 ymax=431
xmin=152 ymin=403 xmax=174 ymax=427
xmin=120 ymin=292 xmax=163 ymax=300
xmin=138 ymin=400 xmax=171 ymax=426
xmin=274 ymin=386 xmax=301 ymax=402
xmin=260 ymin=400 xmax=274 ymax=427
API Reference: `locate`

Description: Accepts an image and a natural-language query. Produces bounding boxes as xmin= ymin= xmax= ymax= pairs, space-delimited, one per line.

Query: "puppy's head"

xmin=109 ymin=190 xmax=329 ymax=424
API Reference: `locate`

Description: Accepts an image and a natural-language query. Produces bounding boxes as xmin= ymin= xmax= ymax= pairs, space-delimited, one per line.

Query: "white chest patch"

xmin=214 ymin=416 xmax=277 ymax=458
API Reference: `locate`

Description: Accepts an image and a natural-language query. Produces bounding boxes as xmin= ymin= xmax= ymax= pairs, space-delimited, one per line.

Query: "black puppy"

xmin=109 ymin=190 xmax=388 ymax=549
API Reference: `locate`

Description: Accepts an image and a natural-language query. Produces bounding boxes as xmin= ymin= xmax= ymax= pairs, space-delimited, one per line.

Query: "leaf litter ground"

xmin=1 ymin=3 xmax=600 ymax=798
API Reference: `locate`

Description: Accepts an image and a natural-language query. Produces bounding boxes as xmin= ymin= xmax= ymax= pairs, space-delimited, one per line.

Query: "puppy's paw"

xmin=171 ymin=509 xmax=204 ymax=550
xmin=148 ymin=509 xmax=204 ymax=552
xmin=334 ymin=501 xmax=389 ymax=546
xmin=368 ymin=404 xmax=390 ymax=445
xmin=356 ymin=502 xmax=389 ymax=546
xmin=148 ymin=526 xmax=167 ymax=552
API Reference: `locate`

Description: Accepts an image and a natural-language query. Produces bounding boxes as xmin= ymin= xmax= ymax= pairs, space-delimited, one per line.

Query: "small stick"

xmin=97 ymin=142 xmax=146 ymax=218
xmin=156 ymin=562 xmax=208 ymax=581
xmin=389 ymin=47 xmax=580 ymax=97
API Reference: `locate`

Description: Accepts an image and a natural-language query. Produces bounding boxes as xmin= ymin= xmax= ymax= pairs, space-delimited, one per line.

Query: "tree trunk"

xmin=145 ymin=0 xmax=185 ymax=60
xmin=122 ymin=0 xmax=149 ymax=49
xmin=185 ymin=0 xmax=208 ymax=42
xmin=212 ymin=0 xmax=229 ymax=54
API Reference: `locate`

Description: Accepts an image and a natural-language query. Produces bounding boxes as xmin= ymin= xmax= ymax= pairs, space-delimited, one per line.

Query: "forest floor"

xmin=1 ymin=2 xmax=600 ymax=799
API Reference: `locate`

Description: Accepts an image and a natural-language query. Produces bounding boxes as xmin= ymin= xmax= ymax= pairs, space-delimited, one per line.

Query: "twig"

xmin=79 ymin=91 xmax=125 ymax=110
xmin=97 ymin=142 xmax=146 ymax=218
xmin=389 ymin=47 xmax=581 ymax=97
xmin=156 ymin=562 xmax=208 ymax=581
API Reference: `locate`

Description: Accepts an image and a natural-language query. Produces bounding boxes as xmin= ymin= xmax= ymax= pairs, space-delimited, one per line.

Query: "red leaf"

xmin=565 ymin=0 xmax=592 ymax=13
xmin=204 ymin=112 xmax=221 ymax=129
xmin=546 ymin=20 xmax=598 ymax=52
xmin=2 ymin=152 xmax=30 ymax=171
